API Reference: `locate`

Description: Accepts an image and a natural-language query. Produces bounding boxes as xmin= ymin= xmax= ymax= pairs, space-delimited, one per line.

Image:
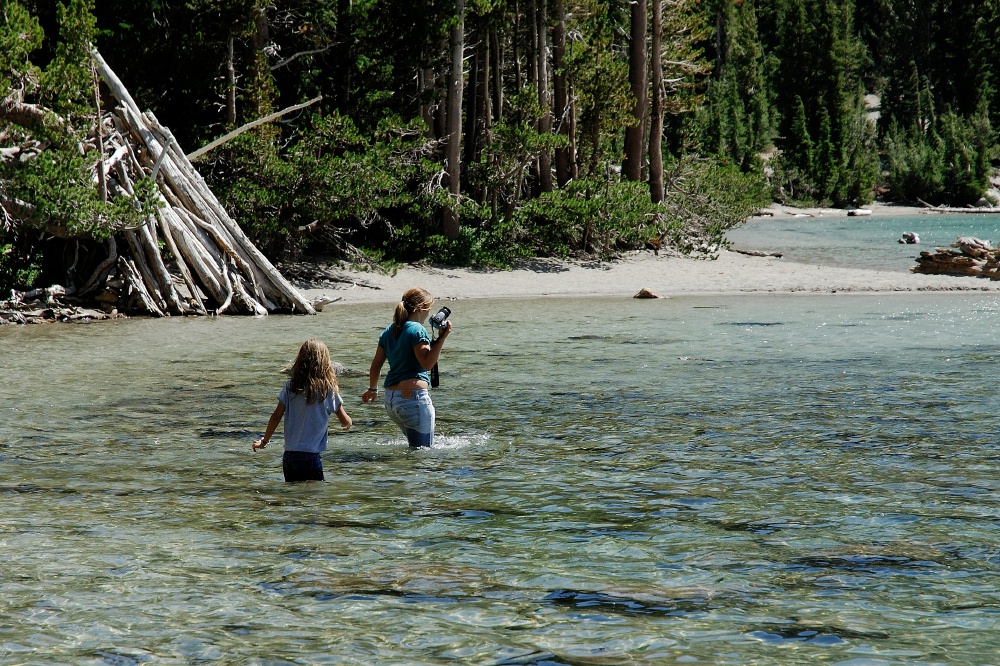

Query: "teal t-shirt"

xmin=379 ymin=321 xmax=431 ymax=386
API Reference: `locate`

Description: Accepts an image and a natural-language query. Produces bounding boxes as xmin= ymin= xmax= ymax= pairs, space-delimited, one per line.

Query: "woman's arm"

xmin=253 ymin=401 xmax=285 ymax=450
xmin=414 ymin=320 xmax=452 ymax=371
xmin=362 ymin=345 xmax=387 ymax=403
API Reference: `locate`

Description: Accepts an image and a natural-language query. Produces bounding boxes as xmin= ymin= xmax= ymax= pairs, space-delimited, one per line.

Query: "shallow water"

xmin=2 ymin=292 xmax=1000 ymax=664
xmin=726 ymin=212 xmax=1000 ymax=272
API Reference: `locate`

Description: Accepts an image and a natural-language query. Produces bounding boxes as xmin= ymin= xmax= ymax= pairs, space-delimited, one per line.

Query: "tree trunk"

xmin=464 ymin=40 xmax=480 ymax=167
xmin=527 ymin=0 xmax=538 ymax=90
xmin=649 ymin=0 xmax=664 ymax=203
xmin=622 ymin=0 xmax=648 ymax=182
xmin=552 ymin=0 xmax=571 ymax=187
xmin=513 ymin=0 xmax=522 ymax=91
xmin=251 ymin=6 xmax=272 ymax=118
xmin=335 ymin=0 xmax=353 ymax=114
xmin=569 ymin=82 xmax=579 ymax=180
xmin=490 ymin=28 xmax=503 ymax=120
xmin=434 ymin=35 xmax=449 ymax=139
xmin=442 ymin=0 xmax=465 ymax=239
xmin=419 ymin=67 xmax=435 ymax=137
xmin=226 ymin=36 xmax=237 ymax=127
xmin=536 ymin=0 xmax=553 ymax=192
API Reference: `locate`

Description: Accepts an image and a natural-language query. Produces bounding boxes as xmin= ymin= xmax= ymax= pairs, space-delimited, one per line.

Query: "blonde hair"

xmin=288 ymin=338 xmax=338 ymax=404
xmin=392 ymin=287 xmax=433 ymax=337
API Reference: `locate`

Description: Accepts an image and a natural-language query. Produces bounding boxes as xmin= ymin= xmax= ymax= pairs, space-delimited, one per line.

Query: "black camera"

xmin=429 ymin=306 xmax=451 ymax=328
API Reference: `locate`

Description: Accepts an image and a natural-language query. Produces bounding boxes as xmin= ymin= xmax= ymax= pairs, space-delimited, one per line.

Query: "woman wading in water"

xmin=362 ymin=287 xmax=452 ymax=447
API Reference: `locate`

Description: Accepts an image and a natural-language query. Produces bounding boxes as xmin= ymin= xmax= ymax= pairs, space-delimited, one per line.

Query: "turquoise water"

xmin=2 ymin=290 xmax=1000 ymax=664
xmin=726 ymin=212 xmax=1000 ymax=272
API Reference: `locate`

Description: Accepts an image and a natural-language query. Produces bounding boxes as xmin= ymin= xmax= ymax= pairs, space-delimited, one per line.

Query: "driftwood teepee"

xmin=91 ymin=50 xmax=315 ymax=317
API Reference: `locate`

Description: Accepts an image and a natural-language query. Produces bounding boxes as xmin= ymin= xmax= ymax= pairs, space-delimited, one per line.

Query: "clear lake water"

xmin=2 ymin=214 xmax=1000 ymax=664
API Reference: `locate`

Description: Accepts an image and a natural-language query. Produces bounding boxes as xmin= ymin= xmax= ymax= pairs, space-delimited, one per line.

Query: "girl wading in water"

xmin=362 ymin=287 xmax=452 ymax=447
xmin=254 ymin=339 xmax=352 ymax=481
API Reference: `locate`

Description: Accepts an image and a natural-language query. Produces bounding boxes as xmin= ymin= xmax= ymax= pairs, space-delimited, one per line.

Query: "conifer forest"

xmin=1 ymin=0 xmax=998 ymax=305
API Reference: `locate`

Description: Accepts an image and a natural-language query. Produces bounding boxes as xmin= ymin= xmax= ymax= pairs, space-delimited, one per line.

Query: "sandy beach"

xmin=297 ymin=203 xmax=1000 ymax=305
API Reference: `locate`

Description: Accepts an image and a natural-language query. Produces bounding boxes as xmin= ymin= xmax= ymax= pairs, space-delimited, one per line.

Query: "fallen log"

xmin=916 ymin=198 xmax=1000 ymax=214
xmin=913 ymin=236 xmax=1000 ymax=280
xmin=732 ymin=248 xmax=784 ymax=258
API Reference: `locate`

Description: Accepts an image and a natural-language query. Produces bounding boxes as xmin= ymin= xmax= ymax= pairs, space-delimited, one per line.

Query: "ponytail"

xmin=392 ymin=287 xmax=433 ymax=338
xmin=392 ymin=301 xmax=409 ymax=337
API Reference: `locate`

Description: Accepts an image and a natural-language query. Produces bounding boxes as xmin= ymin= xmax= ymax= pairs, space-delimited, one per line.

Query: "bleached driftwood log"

xmin=91 ymin=49 xmax=315 ymax=316
xmin=913 ymin=236 xmax=1000 ymax=279
xmin=917 ymin=198 xmax=1000 ymax=214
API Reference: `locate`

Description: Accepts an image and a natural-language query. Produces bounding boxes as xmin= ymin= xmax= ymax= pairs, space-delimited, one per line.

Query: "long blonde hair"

xmin=393 ymin=287 xmax=433 ymax=338
xmin=288 ymin=339 xmax=338 ymax=404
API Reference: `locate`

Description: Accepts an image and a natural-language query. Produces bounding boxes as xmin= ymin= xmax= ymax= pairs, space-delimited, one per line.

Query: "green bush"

xmin=0 ymin=243 xmax=43 ymax=293
xmin=661 ymin=155 xmax=771 ymax=254
xmin=881 ymin=125 xmax=944 ymax=203
xmin=514 ymin=178 xmax=660 ymax=259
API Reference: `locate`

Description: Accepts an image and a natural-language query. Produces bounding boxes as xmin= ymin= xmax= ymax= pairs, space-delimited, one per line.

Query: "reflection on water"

xmin=2 ymin=293 xmax=1000 ymax=664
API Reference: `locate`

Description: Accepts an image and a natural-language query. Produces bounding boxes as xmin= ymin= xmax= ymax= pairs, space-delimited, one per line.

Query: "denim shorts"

xmin=282 ymin=450 xmax=324 ymax=482
xmin=384 ymin=389 xmax=435 ymax=447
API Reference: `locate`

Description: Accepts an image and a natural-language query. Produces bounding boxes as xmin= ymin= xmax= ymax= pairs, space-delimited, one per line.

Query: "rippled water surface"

xmin=2 ymin=293 xmax=1000 ymax=664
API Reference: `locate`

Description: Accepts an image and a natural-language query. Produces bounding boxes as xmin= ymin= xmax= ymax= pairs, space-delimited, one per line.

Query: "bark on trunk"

xmin=335 ymin=0 xmax=353 ymax=114
xmin=649 ymin=0 xmax=664 ymax=203
xmin=622 ymin=0 xmax=648 ymax=182
xmin=442 ymin=0 xmax=465 ymax=239
xmin=552 ymin=0 xmax=571 ymax=187
xmin=536 ymin=0 xmax=553 ymax=193
xmin=226 ymin=37 xmax=237 ymax=127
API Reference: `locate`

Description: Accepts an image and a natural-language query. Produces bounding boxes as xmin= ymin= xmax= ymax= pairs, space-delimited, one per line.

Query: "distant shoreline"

xmin=758 ymin=202 xmax=949 ymax=218
xmin=294 ymin=201 xmax=1000 ymax=307
xmin=298 ymin=250 xmax=1000 ymax=308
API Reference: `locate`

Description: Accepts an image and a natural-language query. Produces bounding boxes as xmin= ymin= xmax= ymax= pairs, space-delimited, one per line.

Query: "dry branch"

xmin=186 ymin=95 xmax=322 ymax=162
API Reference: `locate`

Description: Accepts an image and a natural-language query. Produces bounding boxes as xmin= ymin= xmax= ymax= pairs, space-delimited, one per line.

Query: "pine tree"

xmin=815 ymin=106 xmax=838 ymax=200
xmin=693 ymin=0 xmax=772 ymax=169
xmin=788 ymin=95 xmax=815 ymax=177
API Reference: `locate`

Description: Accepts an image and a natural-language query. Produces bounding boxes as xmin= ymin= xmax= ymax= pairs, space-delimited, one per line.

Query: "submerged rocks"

xmin=913 ymin=236 xmax=1000 ymax=279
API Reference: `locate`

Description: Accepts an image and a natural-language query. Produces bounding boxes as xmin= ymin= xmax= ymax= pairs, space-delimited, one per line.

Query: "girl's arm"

xmin=335 ymin=402 xmax=353 ymax=431
xmin=253 ymin=401 xmax=285 ymax=450
xmin=363 ymin=345 xmax=387 ymax=403
xmin=414 ymin=320 xmax=452 ymax=371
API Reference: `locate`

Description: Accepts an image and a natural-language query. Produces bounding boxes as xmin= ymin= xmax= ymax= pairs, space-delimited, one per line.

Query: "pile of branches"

xmin=0 ymin=50 xmax=315 ymax=318
xmin=913 ymin=236 xmax=1000 ymax=279
xmin=0 ymin=285 xmax=119 ymax=325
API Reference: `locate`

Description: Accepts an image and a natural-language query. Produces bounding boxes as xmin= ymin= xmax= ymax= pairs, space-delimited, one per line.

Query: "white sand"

xmin=300 ymin=204 xmax=1000 ymax=305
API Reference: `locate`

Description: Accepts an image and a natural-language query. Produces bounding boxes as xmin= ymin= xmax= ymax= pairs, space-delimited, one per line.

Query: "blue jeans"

xmin=282 ymin=450 xmax=324 ymax=482
xmin=384 ymin=389 xmax=435 ymax=447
